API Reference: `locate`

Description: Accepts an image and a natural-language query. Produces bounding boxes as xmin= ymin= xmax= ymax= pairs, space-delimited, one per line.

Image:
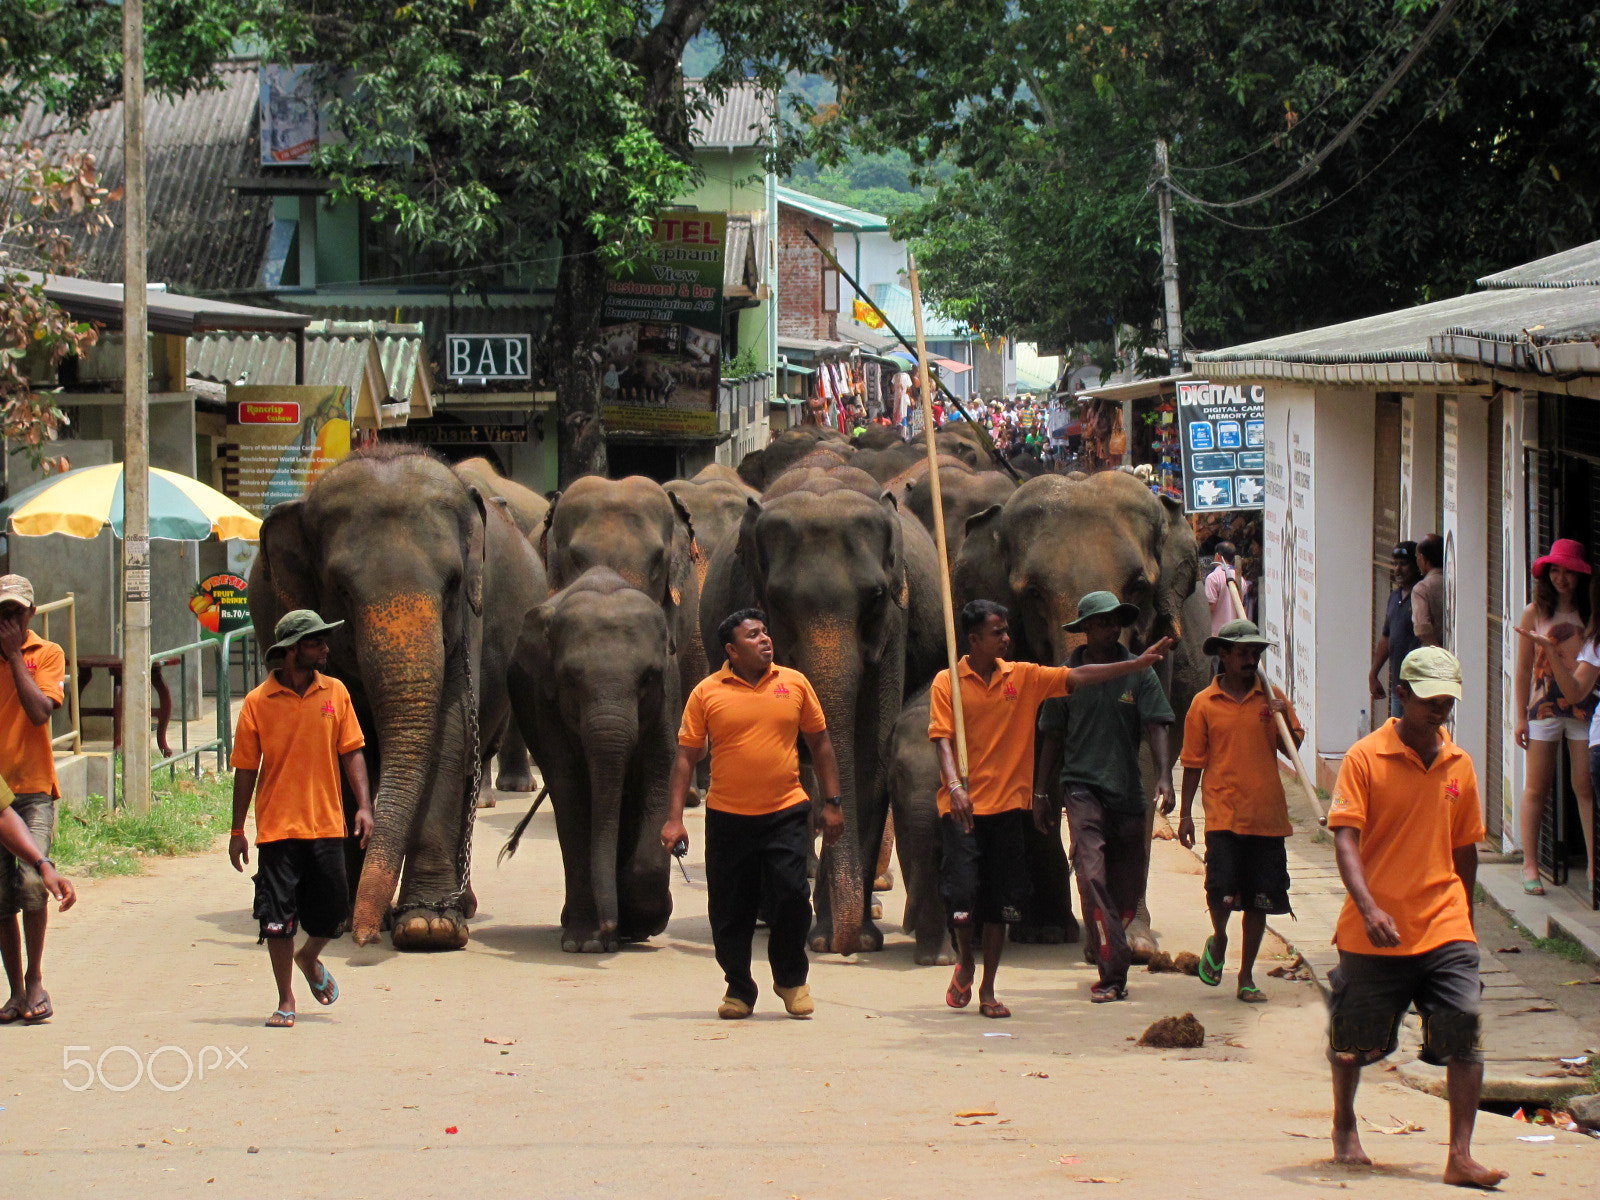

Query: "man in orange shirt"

xmin=931 ymin=600 xmax=1169 ymax=1018
xmin=1325 ymin=648 xmax=1505 ymax=1189
xmin=230 ymin=610 xmax=372 ymax=1029
xmin=1178 ymin=619 xmax=1302 ymax=1002
xmin=0 ymin=574 xmax=68 ymax=1025
xmin=662 ymin=608 xmax=842 ymax=1020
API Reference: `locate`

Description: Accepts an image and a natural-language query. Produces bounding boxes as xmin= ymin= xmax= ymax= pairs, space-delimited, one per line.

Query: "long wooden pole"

xmin=907 ymin=254 xmax=967 ymax=783
xmin=1226 ymin=577 xmax=1325 ymax=825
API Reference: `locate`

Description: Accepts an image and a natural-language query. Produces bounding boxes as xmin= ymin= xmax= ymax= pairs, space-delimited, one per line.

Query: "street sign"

xmin=445 ymin=334 xmax=533 ymax=383
xmin=1178 ymin=380 xmax=1266 ymax=514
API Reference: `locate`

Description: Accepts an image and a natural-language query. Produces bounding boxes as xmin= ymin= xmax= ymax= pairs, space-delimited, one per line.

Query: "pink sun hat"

xmin=1532 ymin=538 xmax=1591 ymax=578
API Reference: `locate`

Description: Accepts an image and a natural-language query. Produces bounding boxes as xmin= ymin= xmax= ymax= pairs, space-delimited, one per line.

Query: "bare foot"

xmin=1443 ymin=1153 xmax=1507 ymax=1189
xmin=1331 ymin=1127 xmax=1371 ymax=1166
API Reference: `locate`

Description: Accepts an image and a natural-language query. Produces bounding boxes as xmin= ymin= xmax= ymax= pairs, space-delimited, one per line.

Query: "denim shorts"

xmin=1326 ymin=940 xmax=1482 ymax=1066
xmin=0 ymin=794 xmax=55 ymax=916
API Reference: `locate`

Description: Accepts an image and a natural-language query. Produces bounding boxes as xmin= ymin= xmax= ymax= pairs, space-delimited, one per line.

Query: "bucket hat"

xmin=1531 ymin=538 xmax=1590 ymax=578
xmin=1062 ymin=590 xmax=1139 ymax=631
xmin=267 ymin=609 xmax=345 ymax=658
xmin=1203 ymin=618 xmax=1274 ymax=657
xmin=1398 ymin=646 xmax=1462 ymax=700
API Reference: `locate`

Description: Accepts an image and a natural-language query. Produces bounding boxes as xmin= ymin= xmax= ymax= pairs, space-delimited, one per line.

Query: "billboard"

xmin=1177 ymin=379 xmax=1266 ymax=513
xmin=600 ymin=214 xmax=725 ymax=436
xmin=223 ymin=386 xmax=352 ymax=518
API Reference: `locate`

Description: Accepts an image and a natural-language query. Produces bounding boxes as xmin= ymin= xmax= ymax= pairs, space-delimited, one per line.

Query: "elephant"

xmin=953 ymin=468 xmax=1208 ymax=953
xmin=852 ymin=425 xmax=906 ymax=450
xmin=736 ymin=427 xmax=851 ymax=491
xmin=250 ymin=445 xmax=548 ymax=950
xmin=664 ymin=469 xmax=757 ymax=566
xmin=699 ymin=462 xmax=943 ymax=954
xmin=850 ymin=442 xmax=927 ymax=484
xmin=510 ymin=568 xmax=675 ymax=952
xmin=886 ymin=686 xmax=954 ymax=965
xmin=542 ymin=474 xmax=701 ymax=711
xmin=900 ymin=466 xmax=1017 ymax=566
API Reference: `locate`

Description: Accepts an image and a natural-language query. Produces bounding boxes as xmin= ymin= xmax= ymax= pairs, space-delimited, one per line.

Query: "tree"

xmin=825 ymin=0 xmax=1600 ymax=355
xmin=251 ymin=0 xmax=872 ymax=482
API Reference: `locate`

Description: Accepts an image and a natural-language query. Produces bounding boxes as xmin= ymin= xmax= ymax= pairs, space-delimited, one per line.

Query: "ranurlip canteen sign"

xmin=1177 ymin=380 xmax=1266 ymax=513
xmin=599 ymin=214 xmax=726 ymax=436
xmin=224 ymin=385 xmax=352 ymax=519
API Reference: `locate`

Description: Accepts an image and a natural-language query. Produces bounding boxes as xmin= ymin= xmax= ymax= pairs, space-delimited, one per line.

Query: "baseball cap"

xmin=1399 ymin=646 xmax=1462 ymax=700
xmin=0 ymin=575 xmax=34 ymax=607
xmin=267 ymin=609 xmax=345 ymax=658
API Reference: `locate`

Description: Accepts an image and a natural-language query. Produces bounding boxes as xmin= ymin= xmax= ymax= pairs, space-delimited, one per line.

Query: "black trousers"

xmin=705 ymin=801 xmax=813 ymax=1005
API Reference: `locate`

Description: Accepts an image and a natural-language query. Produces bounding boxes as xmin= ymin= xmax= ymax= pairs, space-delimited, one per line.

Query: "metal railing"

xmin=36 ymin=593 xmax=82 ymax=755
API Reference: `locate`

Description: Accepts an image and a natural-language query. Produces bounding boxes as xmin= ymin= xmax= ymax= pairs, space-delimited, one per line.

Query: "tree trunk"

xmin=553 ymin=224 xmax=608 ymax=486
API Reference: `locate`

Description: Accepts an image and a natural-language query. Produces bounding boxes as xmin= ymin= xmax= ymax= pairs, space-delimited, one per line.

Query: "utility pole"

xmin=1155 ymin=138 xmax=1184 ymax=375
xmin=122 ymin=0 xmax=152 ymax=812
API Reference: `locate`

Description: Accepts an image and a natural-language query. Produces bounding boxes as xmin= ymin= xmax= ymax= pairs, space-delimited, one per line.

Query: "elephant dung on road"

xmin=511 ymin=568 xmax=674 ymax=952
xmin=250 ymin=445 xmax=547 ymax=951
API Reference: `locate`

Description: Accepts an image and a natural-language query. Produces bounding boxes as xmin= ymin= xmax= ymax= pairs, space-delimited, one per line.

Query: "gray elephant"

xmin=954 ymin=469 xmax=1208 ymax=952
xmin=509 ymin=568 xmax=675 ymax=952
xmin=250 ymin=446 xmax=547 ymax=950
xmin=886 ymin=686 xmax=954 ymax=965
xmin=700 ymin=462 xmax=943 ymax=954
xmin=736 ymin=427 xmax=851 ymax=491
xmin=899 ymin=465 xmax=1016 ymax=566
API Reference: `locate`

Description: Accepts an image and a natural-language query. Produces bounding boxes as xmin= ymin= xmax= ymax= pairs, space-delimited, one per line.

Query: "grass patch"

xmin=1484 ymin=889 xmax=1596 ymax=964
xmin=52 ymin=770 xmax=233 ymax=877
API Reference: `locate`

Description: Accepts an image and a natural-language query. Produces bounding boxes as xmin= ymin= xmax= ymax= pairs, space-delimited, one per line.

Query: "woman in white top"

xmin=1514 ymin=539 xmax=1599 ymax=890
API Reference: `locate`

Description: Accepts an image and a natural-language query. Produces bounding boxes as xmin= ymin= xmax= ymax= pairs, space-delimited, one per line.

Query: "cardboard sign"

xmin=1178 ymin=380 xmax=1266 ymax=513
xmin=224 ymin=385 xmax=352 ymax=518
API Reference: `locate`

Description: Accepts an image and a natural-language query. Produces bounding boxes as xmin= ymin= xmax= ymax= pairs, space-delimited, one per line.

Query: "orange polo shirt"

xmin=0 ymin=631 xmax=66 ymax=798
xmin=929 ymin=658 xmax=1072 ymax=816
xmin=1179 ymin=678 xmax=1302 ymax=837
xmin=1328 ymin=720 xmax=1485 ymax=956
xmin=231 ymin=671 xmax=365 ymax=843
xmin=679 ymin=664 xmax=827 ymax=815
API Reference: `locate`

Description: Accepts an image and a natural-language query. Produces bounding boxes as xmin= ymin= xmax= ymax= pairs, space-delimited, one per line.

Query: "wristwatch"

xmin=822 ymin=795 xmax=842 ymax=808
xmin=34 ymin=856 xmax=53 ymax=872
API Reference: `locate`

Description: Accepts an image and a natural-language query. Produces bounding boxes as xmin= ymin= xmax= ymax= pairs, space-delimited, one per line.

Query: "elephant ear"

xmin=952 ymin=503 xmax=1007 ymax=612
xmin=878 ymin=492 xmax=909 ymax=608
xmin=734 ymin=495 xmax=765 ymax=590
xmin=1154 ymin=494 xmax=1201 ymax=639
xmin=513 ymin=596 xmax=558 ymax=699
xmin=253 ymin=500 xmax=319 ymax=637
xmin=463 ymin=484 xmax=488 ymax=616
xmin=665 ymin=488 xmax=699 ymax=610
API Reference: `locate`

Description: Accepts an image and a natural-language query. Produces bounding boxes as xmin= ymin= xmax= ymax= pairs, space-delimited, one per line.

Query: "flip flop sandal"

xmin=945 ymin=967 xmax=973 ymax=1010
xmin=307 ymin=964 xmax=339 ymax=1006
xmin=1237 ymin=985 xmax=1269 ymax=1004
xmin=1521 ymin=879 xmax=1546 ymax=896
xmin=265 ymin=1009 xmax=296 ymax=1028
xmin=1090 ymin=985 xmax=1128 ymax=1004
xmin=0 ymin=999 xmax=23 ymax=1025
xmin=979 ymin=999 xmax=1011 ymax=1019
xmin=1198 ymin=937 xmax=1224 ymax=987
xmin=21 ymin=992 xmax=52 ymax=1024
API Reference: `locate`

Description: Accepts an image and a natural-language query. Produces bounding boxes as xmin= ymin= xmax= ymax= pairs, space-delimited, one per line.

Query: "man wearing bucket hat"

xmin=229 ymin=610 xmax=372 ymax=1029
xmin=1323 ymin=647 xmax=1505 ymax=1188
xmin=1178 ymin=618 xmax=1302 ymax=1003
xmin=1036 ymin=591 xmax=1174 ymax=1003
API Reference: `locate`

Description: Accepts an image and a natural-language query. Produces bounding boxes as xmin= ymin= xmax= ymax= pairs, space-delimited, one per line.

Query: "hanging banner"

xmin=1178 ymin=379 xmax=1267 ymax=513
xmin=190 ymin=574 xmax=252 ymax=642
xmin=600 ymin=213 xmax=725 ymax=436
xmin=223 ymin=386 xmax=352 ymax=518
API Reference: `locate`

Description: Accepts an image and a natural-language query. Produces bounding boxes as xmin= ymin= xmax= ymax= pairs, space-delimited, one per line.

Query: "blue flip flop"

xmin=307 ymin=965 xmax=339 ymax=1006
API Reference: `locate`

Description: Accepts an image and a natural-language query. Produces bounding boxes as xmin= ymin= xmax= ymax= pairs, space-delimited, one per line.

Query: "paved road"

xmin=5 ymin=794 xmax=1595 ymax=1197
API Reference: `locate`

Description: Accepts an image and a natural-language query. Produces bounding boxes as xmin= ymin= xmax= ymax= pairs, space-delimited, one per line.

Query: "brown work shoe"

xmin=774 ymin=984 xmax=814 ymax=1019
xmin=717 ymin=995 xmax=753 ymax=1020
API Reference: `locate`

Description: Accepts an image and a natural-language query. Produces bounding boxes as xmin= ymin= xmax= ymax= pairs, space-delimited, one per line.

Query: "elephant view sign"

xmin=1177 ymin=380 xmax=1266 ymax=513
xmin=600 ymin=213 xmax=726 ymax=436
xmin=223 ymin=385 xmax=352 ymax=519
xmin=445 ymin=334 xmax=532 ymax=383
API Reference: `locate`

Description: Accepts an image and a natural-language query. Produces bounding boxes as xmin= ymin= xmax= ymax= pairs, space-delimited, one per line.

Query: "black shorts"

xmin=1326 ymin=940 xmax=1483 ymax=1066
xmin=1204 ymin=830 xmax=1291 ymax=915
xmin=940 ymin=809 xmax=1029 ymax=926
xmin=253 ymin=838 xmax=350 ymax=942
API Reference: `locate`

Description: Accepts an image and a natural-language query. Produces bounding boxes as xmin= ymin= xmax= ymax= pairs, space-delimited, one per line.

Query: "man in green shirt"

xmin=1036 ymin=591 xmax=1175 ymax=1002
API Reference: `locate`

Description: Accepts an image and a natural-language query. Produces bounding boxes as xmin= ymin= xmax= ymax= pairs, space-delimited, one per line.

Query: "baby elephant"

xmin=512 ymin=568 xmax=676 ymax=952
xmin=887 ymin=687 xmax=955 ymax=965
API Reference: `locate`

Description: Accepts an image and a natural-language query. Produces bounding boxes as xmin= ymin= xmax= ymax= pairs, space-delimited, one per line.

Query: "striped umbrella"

xmin=0 ymin=463 xmax=261 ymax=541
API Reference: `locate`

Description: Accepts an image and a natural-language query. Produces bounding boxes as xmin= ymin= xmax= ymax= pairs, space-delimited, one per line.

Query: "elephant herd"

xmin=248 ymin=422 xmax=1210 ymax=969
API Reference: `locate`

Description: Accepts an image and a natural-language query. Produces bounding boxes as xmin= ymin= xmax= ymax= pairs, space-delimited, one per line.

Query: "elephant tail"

xmin=498 ymin=785 xmax=551 ymax=865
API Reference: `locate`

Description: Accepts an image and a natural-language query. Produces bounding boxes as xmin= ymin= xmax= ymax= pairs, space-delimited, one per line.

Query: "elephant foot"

xmin=475 ymin=791 xmax=498 ymax=810
xmin=461 ymin=886 xmax=479 ymax=921
xmin=873 ymin=871 xmax=895 ymax=893
xmin=391 ymin=907 xmax=470 ymax=951
xmin=914 ymin=938 xmax=956 ymax=966
xmin=1127 ymin=919 xmax=1158 ymax=964
xmin=561 ymin=926 xmax=620 ymax=954
xmin=493 ymin=768 xmax=535 ymax=794
xmin=683 ymin=787 xmax=703 ymax=810
xmin=870 ymin=897 xmax=884 ymax=921
xmin=810 ymin=918 xmax=885 ymax=955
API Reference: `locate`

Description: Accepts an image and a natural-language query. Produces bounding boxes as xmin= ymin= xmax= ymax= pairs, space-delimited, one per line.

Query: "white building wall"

xmin=1500 ymin=392 xmax=1535 ymax=849
xmin=851 ymin=230 xmax=906 ymax=289
xmin=1262 ymin=386 xmax=1320 ymax=756
xmin=1442 ymin=395 xmax=1491 ymax=781
xmin=1402 ymin=393 xmax=1440 ymax=538
xmin=1314 ymin=391 xmax=1377 ymax=763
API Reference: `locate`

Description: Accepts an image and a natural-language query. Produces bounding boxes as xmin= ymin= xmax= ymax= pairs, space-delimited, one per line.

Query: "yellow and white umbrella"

xmin=0 ymin=463 xmax=260 ymax=541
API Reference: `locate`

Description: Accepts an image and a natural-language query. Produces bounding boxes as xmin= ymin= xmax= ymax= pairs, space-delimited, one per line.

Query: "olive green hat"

xmin=1203 ymin=618 xmax=1274 ymax=656
xmin=267 ymin=608 xmax=345 ymax=659
xmin=1062 ymin=590 xmax=1139 ymax=631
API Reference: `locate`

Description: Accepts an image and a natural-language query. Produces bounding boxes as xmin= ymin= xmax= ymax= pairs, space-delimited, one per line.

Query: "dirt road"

xmin=5 ymin=797 xmax=1595 ymax=1197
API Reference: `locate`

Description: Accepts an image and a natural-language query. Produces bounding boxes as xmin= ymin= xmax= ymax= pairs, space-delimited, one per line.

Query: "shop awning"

xmin=779 ymin=363 xmax=816 ymax=375
xmin=931 ymin=355 xmax=973 ymax=375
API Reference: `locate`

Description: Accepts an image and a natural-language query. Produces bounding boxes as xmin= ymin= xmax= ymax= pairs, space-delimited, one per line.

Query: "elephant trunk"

xmin=582 ymin=705 xmax=639 ymax=937
xmin=350 ymin=593 xmax=446 ymax=944
xmin=790 ymin=618 xmax=864 ymax=954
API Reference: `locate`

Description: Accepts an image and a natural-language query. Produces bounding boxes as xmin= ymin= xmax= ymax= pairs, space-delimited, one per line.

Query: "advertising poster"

xmin=224 ymin=386 xmax=351 ymax=518
xmin=600 ymin=213 xmax=726 ymax=436
xmin=190 ymin=574 xmax=251 ymax=643
xmin=1263 ymin=400 xmax=1317 ymax=750
xmin=1177 ymin=380 xmax=1266 ymax=514
xmin=260 ymin=65 xmax=321 ymax=165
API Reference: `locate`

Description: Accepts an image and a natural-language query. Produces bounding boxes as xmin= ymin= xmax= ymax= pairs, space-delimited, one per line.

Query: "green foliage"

xmin=787 ymin=149 xmax=936 ymax=216
xmin=726 ymin=344 xmax=762 ymax=378
xmin=52 ymin=770 xmax=234 ymax=877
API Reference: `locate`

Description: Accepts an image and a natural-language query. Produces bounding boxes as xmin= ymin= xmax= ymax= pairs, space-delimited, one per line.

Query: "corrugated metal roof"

xmin=689 ymin=80 xmax=773 ymax=149
xmin=862 ymin=283 xmax=970 ymax=339
xmin=20 ymin=271 xmax=309 ymax=335
xmin=775 ymin=185 xmax=890 ymax=233
xmin=1478 ymin=240 xmax=1600 ymax=290
xmin=3 ymin=61 xmax=273 ymax=293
